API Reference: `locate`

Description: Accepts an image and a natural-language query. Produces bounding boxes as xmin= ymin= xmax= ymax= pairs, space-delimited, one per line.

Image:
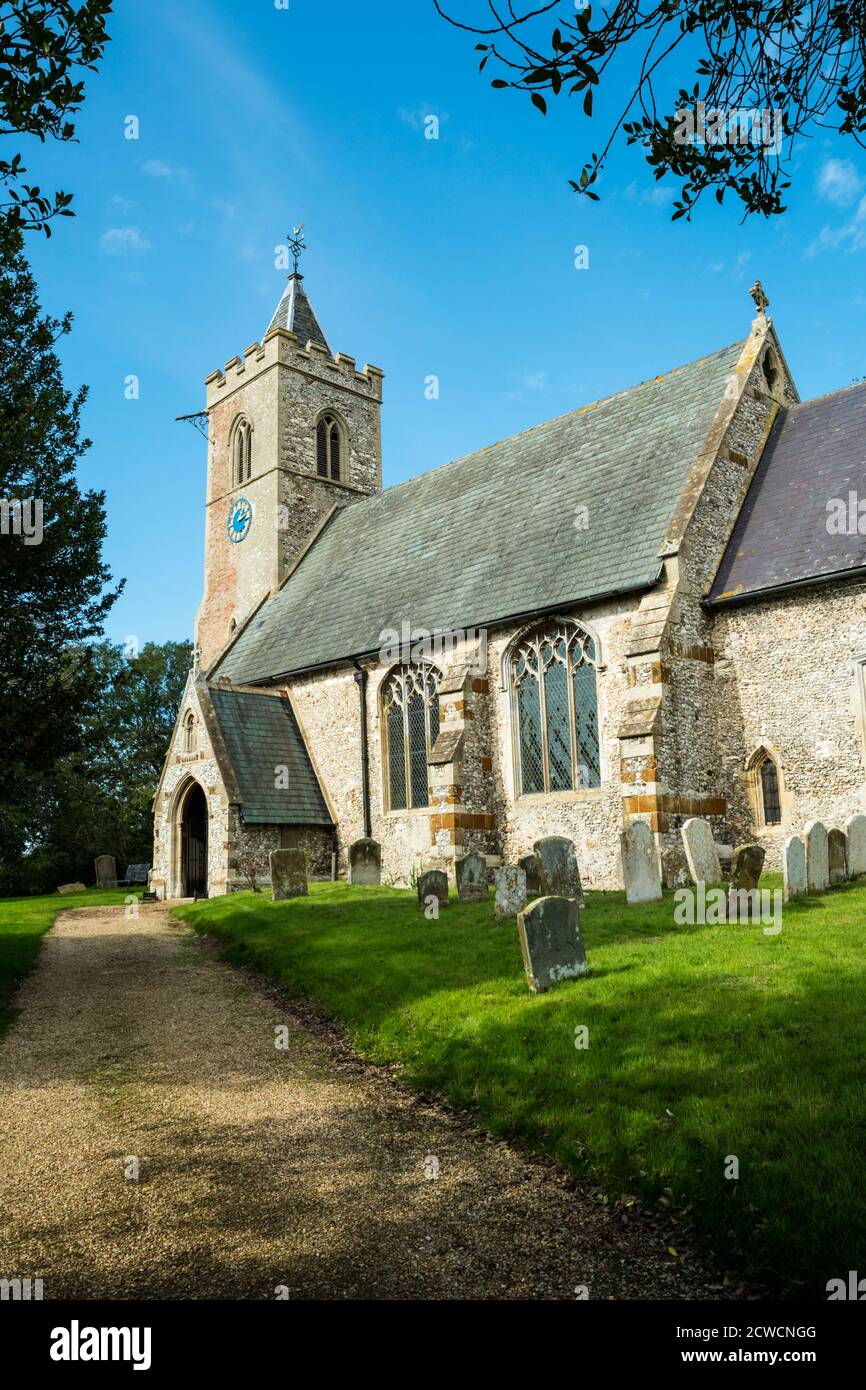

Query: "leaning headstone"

xmin=494 ymin=866 xmax=526 ymax=920
xmin=517 ymin=896 xmax=588 ymax=993
xmin=269 ymin=848 xmax=308 ymax=901
xmin=455 ymin=851 xmax=488 ymax=901
xmin=828 ymin=829 xmax=848 ymax=885
xmin=533 ymin=836 xmax=585 ymax=907
xmin=348 ymin=837 xmax=381 ymax=886
xmin=681 ymin=817 xmax=722 ymax=885
xmin=619 ymin=822 xmax=662 ymax=904
xmin=730 ymin=843 xmax=765 ymax=892
xmin=845 ymin=814 xmax=866 ymax=877
xmin=726 ymin=844 xmax=766 ymax=922
xmin=783 ymin=835 xmax=806 ymax=902
xmin=804 ymin=821 xmax=829 ymax=892
xmin=417 ymin=869 xmax=449 ymax=910
xmin=518 ymin=853 xmax=542 ymax=897
xmin=57 ymin=882 xmax=86 ymax=894
xmin=94 ymin=855 xmax=117 ymax=888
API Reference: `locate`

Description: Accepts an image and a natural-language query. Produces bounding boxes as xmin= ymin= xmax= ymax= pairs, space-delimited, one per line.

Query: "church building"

xmin=150 ymin=266 xmax=866 ymax=898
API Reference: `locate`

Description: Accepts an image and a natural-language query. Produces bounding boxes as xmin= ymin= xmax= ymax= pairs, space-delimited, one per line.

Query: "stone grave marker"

xmin=804 ymin=821 xmax=829 ymax=892
xmin=417 ymin=868 xmax=449 ymax=910
xmin=349 ymin=837 xmax=381 ymax=886
xmin=455 ymin=851 xmax=488 ymax=901
xmin=269 ymin=848 xmax=308 ymax=901
xmin=518 ymin=853 xmax=542 ymax=896
xmin=828 ymin=828 xmax=848 ymax=885
xmin=57 ymin=882 xmax=86 ymax=895
xmin=783 ymin=835 xmax=806 ymax=902
xmin=533 ymin=836 xmax=585 ymax=907
xmin=619 ymin=821 xmax=662 ymax=904
xmin=493 ymin=866 xmax=526 ymax=920
xmin=94 ymin=855 xmax=117 ymax=889
xmin=517 ymin=896 xmax=588 ymax=993
xmin=681 ymin=818 xmax=722 ymax=885
xmin=730 ymin=843 xmax=765 ymax=891
xmin=845 ymin=814 xmax=866 ymax=877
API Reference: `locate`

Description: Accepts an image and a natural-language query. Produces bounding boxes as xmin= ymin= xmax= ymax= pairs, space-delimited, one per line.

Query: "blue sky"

xmin=23 ymin=0 xmax=865 ymax=647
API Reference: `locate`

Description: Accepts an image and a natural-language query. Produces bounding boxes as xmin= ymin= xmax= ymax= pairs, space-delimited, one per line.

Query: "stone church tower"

xmin=195 ymin=269 xmax=384 ymax=673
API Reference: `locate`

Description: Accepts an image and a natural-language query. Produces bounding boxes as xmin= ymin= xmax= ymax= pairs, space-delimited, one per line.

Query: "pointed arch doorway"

xmin=180 ymin=782 xmax=209 ymax=897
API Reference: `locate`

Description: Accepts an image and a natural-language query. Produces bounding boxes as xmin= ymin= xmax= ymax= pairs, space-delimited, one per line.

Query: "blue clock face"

xmin=227 ymin=497 xmax=252 ymax=543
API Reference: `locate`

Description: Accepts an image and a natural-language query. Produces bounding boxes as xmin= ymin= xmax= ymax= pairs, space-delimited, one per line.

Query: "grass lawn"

xmin=0 ymin=888 xmax=129 ymax=1037
xmin=177 ymin=877 xmax=866 ymax=1294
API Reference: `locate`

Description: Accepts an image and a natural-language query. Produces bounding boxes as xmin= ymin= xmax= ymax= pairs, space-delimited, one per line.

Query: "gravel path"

xmin=0 ymin=903 xmax=740 ymax=1300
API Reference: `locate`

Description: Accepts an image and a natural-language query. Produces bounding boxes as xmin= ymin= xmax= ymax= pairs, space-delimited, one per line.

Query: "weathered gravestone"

xmin=348 ymin=837 xmax=381 ymax=886
xmin=493 ymin=866 xmax=526 ymax=920
xmin=517 ymin=896 xmax=588 ymax=993
xmin=455 ymin=851 xmax=488 ymax=901
xmin=681 ymin=817 xmax=722 ymax=885
xmin=518 ymin=853 xmax=542 ymax=897
xmin=619 ymin=821 xmax=662 ymax=904
xmin=269 ymin=848 xmax=308 ymax=901
xmin=845 ymin=814 xmax=866 ymax=877
xmin=828 ymin=828 xmax=848 ymax=885
xmin=417 ymin=868 xmax=449 ymax=910
xmin=783 ymin=835 xmax=806 ymax=902
xmin=804 ymin=821 xmax=829 ymax=892
xmin=533 ymin=836 xmax=585 ymax=907
xmin=57 ymin=882 xmax=86 ymax=894
xmin=726 ymin=843 xmax=766 ymax=922
xmin=730 ymin=843 xmax=765 ymax=891
xmin=94 ymin=855 xmax=117 ymax=889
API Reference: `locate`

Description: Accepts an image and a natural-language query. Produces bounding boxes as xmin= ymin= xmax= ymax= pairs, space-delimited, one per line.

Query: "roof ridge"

xmin=349 ymin=338 xmax=746 ymax=511
xmin=789 ymin=378 xmax=866 ymax=411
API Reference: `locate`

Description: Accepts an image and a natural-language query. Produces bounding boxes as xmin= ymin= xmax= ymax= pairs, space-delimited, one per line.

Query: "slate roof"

xmin=208 ymin=687 xmax=332 ymax=826
xmin=709 ymin=382 xmax=866 ymax=605
xmin=216 ymin=339 xmax=745 ymax=684
xmin=266 ymin=274 xmax=330 ymax=351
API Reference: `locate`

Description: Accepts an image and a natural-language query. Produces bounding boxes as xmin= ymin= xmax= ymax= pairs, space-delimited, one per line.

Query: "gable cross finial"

xmin=749 ymin=279 xmax=770 ymax=316
xmin=288 ymin=223 xmax=306 ymax=277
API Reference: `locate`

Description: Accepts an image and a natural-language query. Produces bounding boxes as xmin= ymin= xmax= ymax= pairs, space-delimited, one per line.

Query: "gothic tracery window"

xmin=316 ymin=413 xmax=344 ymax=482
xmin=233 ymin=418 xmax=252 ymax=485
xmin=511 ymin=621 xmax=600 ymax=795
xmin=382 ymin=664 xmax=440 ymax=811
xmin=756 ymin=753 xmax=781 ymax=825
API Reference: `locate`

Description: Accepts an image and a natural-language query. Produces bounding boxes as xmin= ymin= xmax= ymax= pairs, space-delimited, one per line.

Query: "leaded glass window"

xmin=511 ymin=622 xmax=600 ymax=794
xmin=382 ymin=665 xmax=440 ymax=811
xmin=759 ymin=757 xmax=781 ymax=825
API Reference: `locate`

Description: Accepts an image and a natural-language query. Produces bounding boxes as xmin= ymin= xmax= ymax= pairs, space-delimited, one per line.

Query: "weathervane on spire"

xmin=288 ymin=223 xmax=306 ymax=277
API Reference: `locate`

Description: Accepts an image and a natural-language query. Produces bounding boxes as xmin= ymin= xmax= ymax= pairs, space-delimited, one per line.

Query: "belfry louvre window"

xmin=233 ymin=419 xmax=252 ymax=485
xmin=383 ymin=664 xmax=440 ymax=811
xmin=759 ymin=756 xmax=781 ymax=825
xmin=511 ymin=622 xmax=601 ymax=795
xmin=316 ymin=414 xmax=343 ymax=481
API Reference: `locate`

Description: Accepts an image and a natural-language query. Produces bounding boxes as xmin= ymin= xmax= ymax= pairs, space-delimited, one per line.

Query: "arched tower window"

xmin=316 ymin=413 xmax=345 ymax=482
xmin=510 ymin=620 xmax=600 ymax=795
xmin=382 ymin=664 xmax=440 ymax=811
xmin=232 ymin=417 xmax=252 ymax=486
xmin=183 ymin=711 xmax=196 ymax=754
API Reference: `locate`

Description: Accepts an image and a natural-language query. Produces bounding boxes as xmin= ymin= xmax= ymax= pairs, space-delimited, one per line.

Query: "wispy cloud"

xmin=100 ymin=226 xmax=152 ymax=256
xmin=142 ymin=159 xmax=192 ymax=184
xmin=522 ymin=371 xmax=547 ymax=391
xmin=807 ymin=196 xmax=866 ymax=256
xmin=816 ymin=158 xmax=863 ymax=207
xmin=399 ymin=103 xmax=449 ymax=132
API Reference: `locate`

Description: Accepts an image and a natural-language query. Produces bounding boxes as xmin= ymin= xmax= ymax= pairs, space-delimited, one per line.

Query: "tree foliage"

xmin=435 ymin=1 xmax=866 ymax=219
xmin=0 ymin=0 xmax=112 ymax=233
xmin=0 ymin=217 xmax=122 ymax=888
